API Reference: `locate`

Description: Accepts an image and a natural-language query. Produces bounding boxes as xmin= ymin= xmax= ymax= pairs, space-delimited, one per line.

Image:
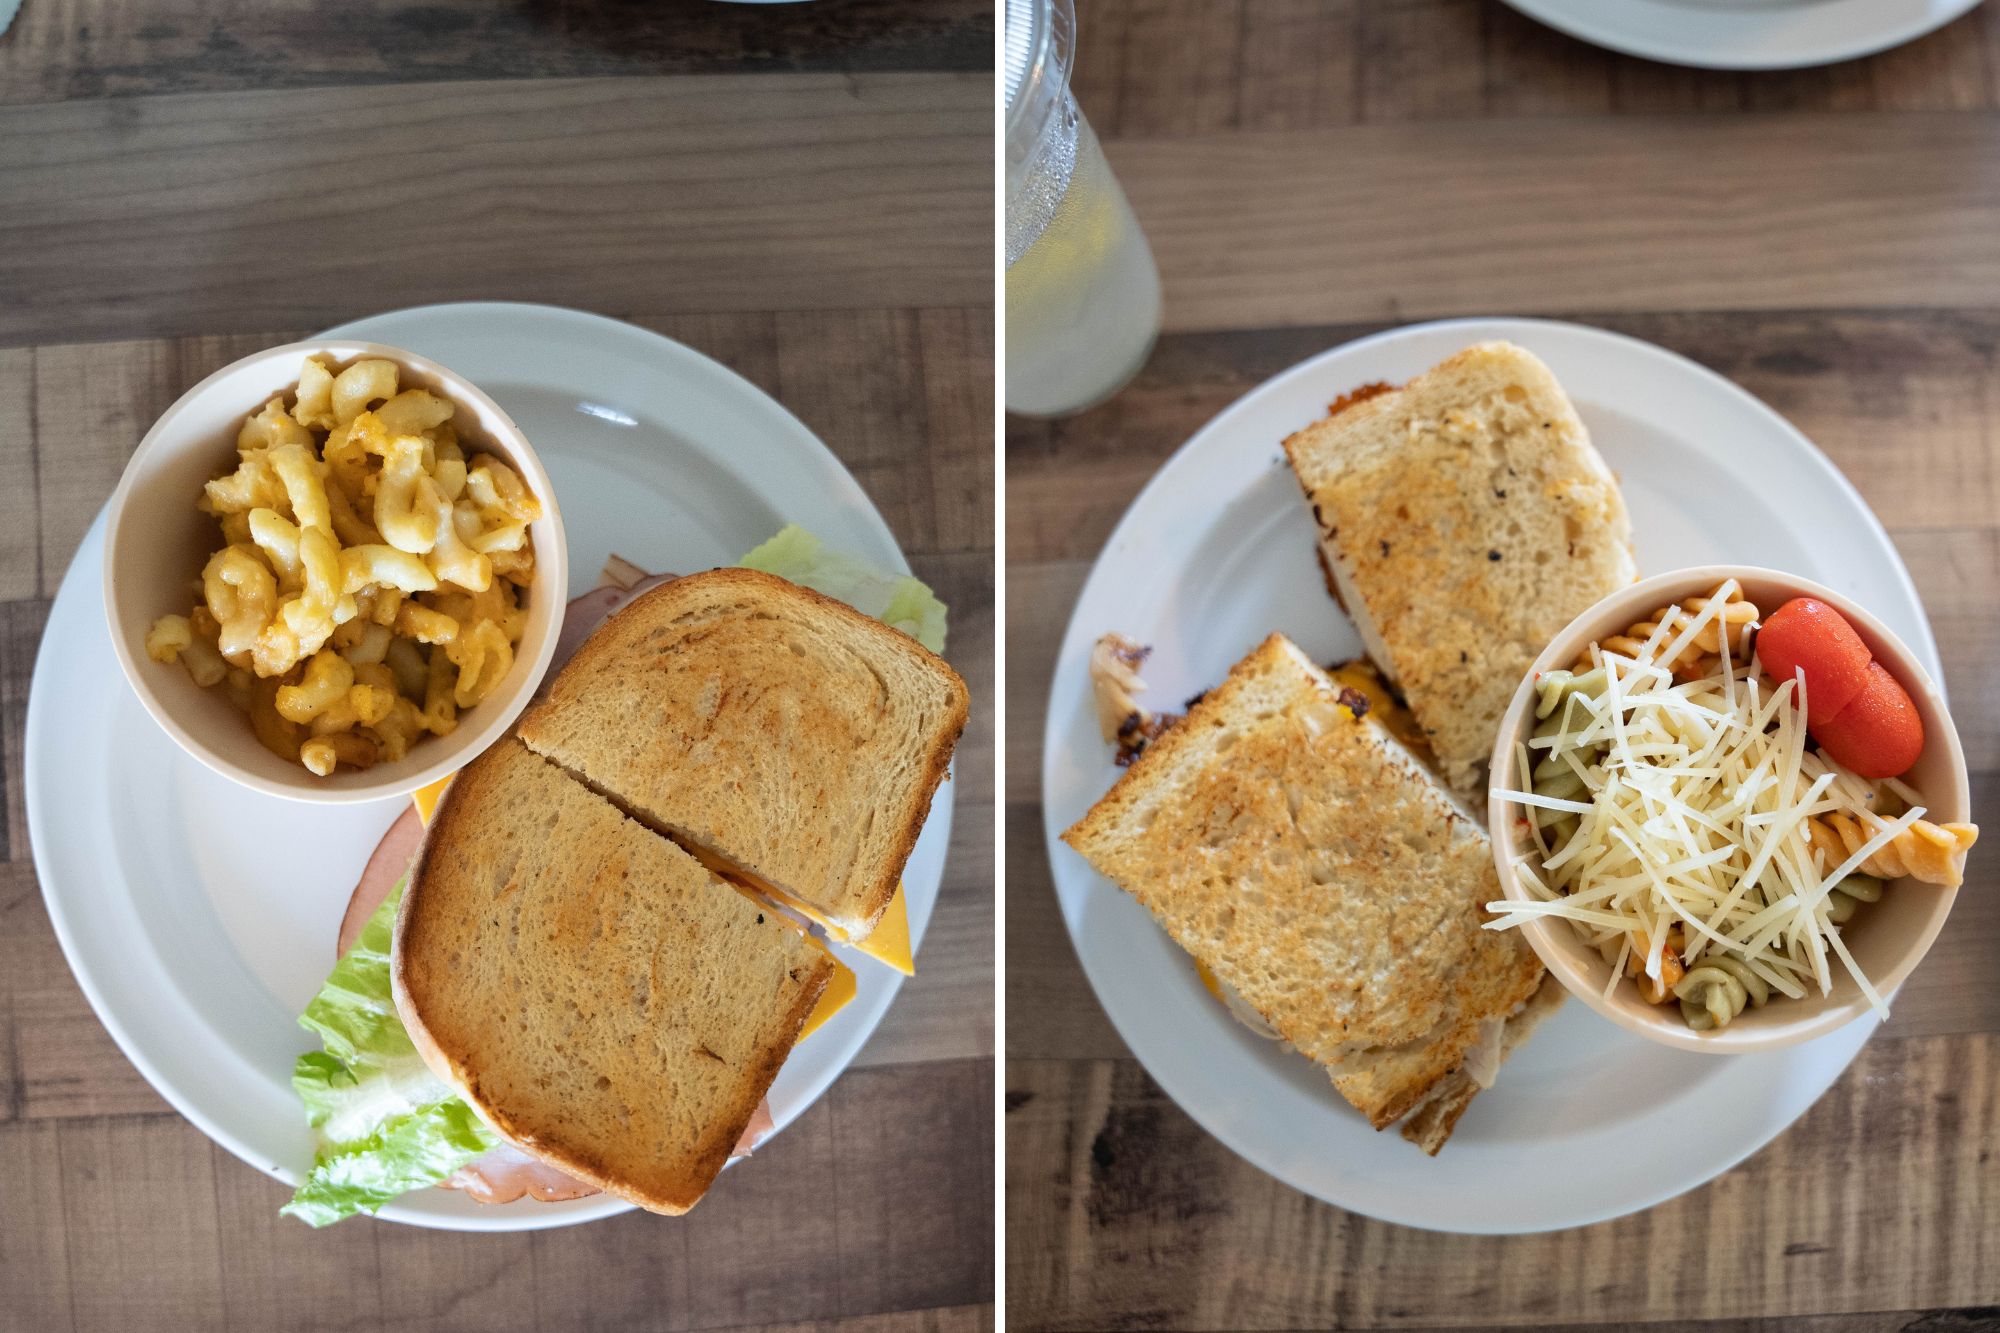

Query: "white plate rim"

xmin=1501 ymin=0 xmax=1981 ymax=70
xmin=27 ymin=302 xmax=955 ymax=1231
xmin=1038 ymin=315 xmax=1937 ymax=1233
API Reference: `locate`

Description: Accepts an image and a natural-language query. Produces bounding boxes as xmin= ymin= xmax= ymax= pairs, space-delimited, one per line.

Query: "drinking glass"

xmin=1004 ymin=0 xmax=1163 ymax=418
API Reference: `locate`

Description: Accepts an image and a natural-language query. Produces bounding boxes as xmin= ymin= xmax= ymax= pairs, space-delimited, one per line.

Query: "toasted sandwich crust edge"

xmin=1063 ymin=632 xmax=1546 ymax=1147
xmin=392 ymin=747 xmax=835 ymax=1216
xmin=518 ymin=566 xmax=970 ymax=940
xmin=1280 ymin=340 xmax=1637 ymax=793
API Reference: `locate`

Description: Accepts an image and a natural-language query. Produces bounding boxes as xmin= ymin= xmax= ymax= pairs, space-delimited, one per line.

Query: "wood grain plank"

xmin=1005 ymin=1034 xmax=2000 ymax=1329
xmin=29 ymin=333 xmax=302 ymax=595
xmin=1001 ymin=560 xmax=1088 ymax=808
xmin=0 ymin=73 xmax=990 ymax=348
xmin=1897 ymin=527 xmax=2000 ymax=774
xmin=1741 ymin=64 xmax=1878 ymax=115
xmin=1110 ymin=115 xmax=2000 ymax=333
xmin=1612 ymin=63 xmax=1746 ymax=115
xmin=686 ymin=1101 xmax=837 ymax=1331
xmin=1865 ymin=12 xmax=1995 ymax=112
xmin=0 ymin=350 xmax=37 ymax=600
xmin=1004 ymin=801 xmax=1126 ymax=1063
xmin=0 ymin=1119 xmax=74 ymax=1333
xmin=0 ymin=0 xmax=990 ymax=107
xmin=56 ymin=1115 xmax=227 ymax=1329
xmin=1111 ymin=0 xmax=1246 ymax=139
xmin=372 ymin=1218 xmax=545 ymax=1333
xmin=1068 ymin=0 xmax=1138 ymax=140
xmin=30 ymin=340 xmax=175 ymax=599
xmin=74 ymin=1060 xmax=984 ymax=1333
xmin=716 ymin=1305 xmax=993 ymax=1333
xmin=1 ymin=600 xmax=50 ymax=865
xmin=1236 ymin=0 xmax=1359 ymax=133
xmin=917 ymin=307 xmax=999 ymax=560
xmin=860 ymin=550 xmax=995 ymax=1068
xmin=1358 ymin=0 xmax=1486 ymax=123
xmin=1484 ymin=4 xmax=1613 ymax=118
xmin=210 ymin=1138 xmax=389 ymax=1333
xmin=634 ymin=311 xmax=784 ymax=404
xmin=0 ymin=860 xmax=170 ymax=1120
xmin=1076 ymin=0 xmax=2000 ymax=135
xmin=832 ymin=1059 xmax=995 ymax=1318
xmin=775 ymin=308 xmax=939 ymax=553
xmin=1007 ymin=310 xmax=2000 ymax=563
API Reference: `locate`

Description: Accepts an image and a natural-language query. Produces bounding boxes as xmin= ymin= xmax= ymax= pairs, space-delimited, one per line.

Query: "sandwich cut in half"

xmin=517 ymin=567 xmax=970 ymax=942
xmin=394 ymin=737 xmax=835 ymax=1215
xmin=1283 ymin=340 xmax=1636 ymax=796
xmin=1064 ymin=633 xmax=1558 ymax=1152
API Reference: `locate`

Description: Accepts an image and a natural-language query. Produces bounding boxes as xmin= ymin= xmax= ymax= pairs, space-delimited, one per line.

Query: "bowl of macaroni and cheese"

xmin=104 ymin=341 xmax=568 ymax=803
xmin=1485 ymin=566 xmax=1972 ymax=1053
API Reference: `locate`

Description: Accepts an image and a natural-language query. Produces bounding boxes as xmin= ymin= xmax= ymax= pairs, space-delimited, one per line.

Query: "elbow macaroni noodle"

xmin=150 ymin=355 xmax=541 ymax=775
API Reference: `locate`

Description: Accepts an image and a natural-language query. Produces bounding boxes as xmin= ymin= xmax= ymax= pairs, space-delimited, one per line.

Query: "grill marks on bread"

xmin=518 ymin=569 xmax=968 ymax=939
xmin=395 ymin=739 xmax=832 ymax=1215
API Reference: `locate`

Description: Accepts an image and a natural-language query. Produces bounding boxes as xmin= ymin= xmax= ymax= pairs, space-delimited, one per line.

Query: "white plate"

xmin=1503 ymin=0 xmax=1980 ymax=69
xmin=27 ymin=302 xmax=953 ymax=1231
xmin=1040 ymin=317 xmax=1940 ymax=1234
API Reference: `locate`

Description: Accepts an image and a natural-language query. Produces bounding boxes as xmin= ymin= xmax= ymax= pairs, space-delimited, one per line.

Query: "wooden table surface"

xmin=0 ymin=6 xmax=992 ymax=1332
xmin=1006 ymin=2 xmax=2000 ymax=1328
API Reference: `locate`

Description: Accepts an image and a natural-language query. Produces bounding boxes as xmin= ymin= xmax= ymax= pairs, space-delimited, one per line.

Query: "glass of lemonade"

xmin=1005 ymin=0 xmax=1163 ymax=418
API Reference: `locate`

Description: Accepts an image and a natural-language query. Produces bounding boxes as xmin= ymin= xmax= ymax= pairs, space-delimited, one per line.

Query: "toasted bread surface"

xmin=395 ymin=738 xmax=833 ymax=1215
xmin=1398 ymin=973 xmax=1566 ymax=1155
xmin=517 ymin=567 xmax=967 ymax=938
xmin=1062 ymin=634 xmax=1545 ymax=1131
xmin=1283 ymin=341 xmax=1636 ymax=794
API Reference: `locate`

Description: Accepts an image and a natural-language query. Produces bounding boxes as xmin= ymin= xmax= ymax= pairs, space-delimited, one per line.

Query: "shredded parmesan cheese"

xmin=1488 ymin=582 xmax=1908 ymax=1022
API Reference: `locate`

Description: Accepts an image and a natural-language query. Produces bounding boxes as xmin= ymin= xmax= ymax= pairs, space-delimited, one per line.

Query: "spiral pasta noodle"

xmin=1823 ymin=873 xmax=1882 ymax=926
xmin=1674 ymin=954 xmax=1770 ymax=1031
xmin=1807 ymin=810 xmax=1977 ymax=887
xmin=1577 ymin=586 xmax=1759 ymax=680
xmin=1528 ymin=668 xmax=1607 ymax=849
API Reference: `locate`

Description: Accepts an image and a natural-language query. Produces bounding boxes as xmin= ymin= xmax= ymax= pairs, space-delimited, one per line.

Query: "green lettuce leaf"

xmin=282 ymin=880 xmax=497 ymax=1226
xmin=737 ymin=524 xmax=948 ymax=654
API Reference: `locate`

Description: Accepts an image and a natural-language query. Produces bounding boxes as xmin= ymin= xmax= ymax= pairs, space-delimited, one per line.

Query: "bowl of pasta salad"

xmin=1486 ymin=566 xmax=1975 ymax=1053
xmin=103 ymin=340 xmax=567 ymax=803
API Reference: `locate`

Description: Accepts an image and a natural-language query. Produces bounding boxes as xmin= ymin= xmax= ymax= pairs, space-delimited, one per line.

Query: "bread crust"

xmin=395 ymin=739 xmax=833 ymax=1214
xmin=1283 ymin=341 xmax=1637 ymax=795
xmin=518 ymin=567 xmax=968 ymax=938
xmin=1063 ymin=634 xmax=1546 ymax=1142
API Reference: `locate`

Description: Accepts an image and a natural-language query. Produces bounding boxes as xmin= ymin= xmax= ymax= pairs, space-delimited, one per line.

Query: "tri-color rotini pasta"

xmin=1491 ymin=579 xmax=1979 ymax=1033
xmin=1574 ymin=585 xmax=1759 ymax=681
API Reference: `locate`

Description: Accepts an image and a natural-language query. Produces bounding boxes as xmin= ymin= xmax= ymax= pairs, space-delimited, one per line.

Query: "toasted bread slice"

xmin=394 ymin=738 xmax=833 ymax=1215
xmin=1283 ymin=341 xmax=1636 ymax=794
xmin=1062 ymin=634 xmax=1545 ymax=1140
xmin=1398 ymin=973 xmax=1565 ymax=1155
xmin=517 ymin=568 xmax=968 ymax=940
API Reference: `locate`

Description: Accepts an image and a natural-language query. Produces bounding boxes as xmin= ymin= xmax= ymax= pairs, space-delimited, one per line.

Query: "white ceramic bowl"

xmin=103 ymin=340 xmax=567 ymax=804
xmin=1488 ymin=565 xmax=1970 ymax=1053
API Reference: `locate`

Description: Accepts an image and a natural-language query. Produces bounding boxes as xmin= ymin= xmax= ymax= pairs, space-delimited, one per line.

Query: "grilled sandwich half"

xmin=1064 ymin=633 xmax=1559 ymax=1152
xmin=1283 ymin=341 xmax=1636 ymax=796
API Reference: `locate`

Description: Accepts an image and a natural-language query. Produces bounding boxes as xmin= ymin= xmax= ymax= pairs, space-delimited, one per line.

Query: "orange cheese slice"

xmin=410 ymin=776 xmax=452 ymax=826
xmin=799 ymin=941 xmax=857 ymax=1041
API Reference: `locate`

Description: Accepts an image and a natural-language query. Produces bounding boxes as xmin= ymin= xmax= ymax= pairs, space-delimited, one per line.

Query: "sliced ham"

xmin=732 ymin=1099 xmax=775 ymax=1160
xmin=445 ymin=1141 xmax=601 ymax=1204
xmin=337 ymin=805 xmax=424 ymax=957
xmin=548 ymin=572 xmax=678 ymax=671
